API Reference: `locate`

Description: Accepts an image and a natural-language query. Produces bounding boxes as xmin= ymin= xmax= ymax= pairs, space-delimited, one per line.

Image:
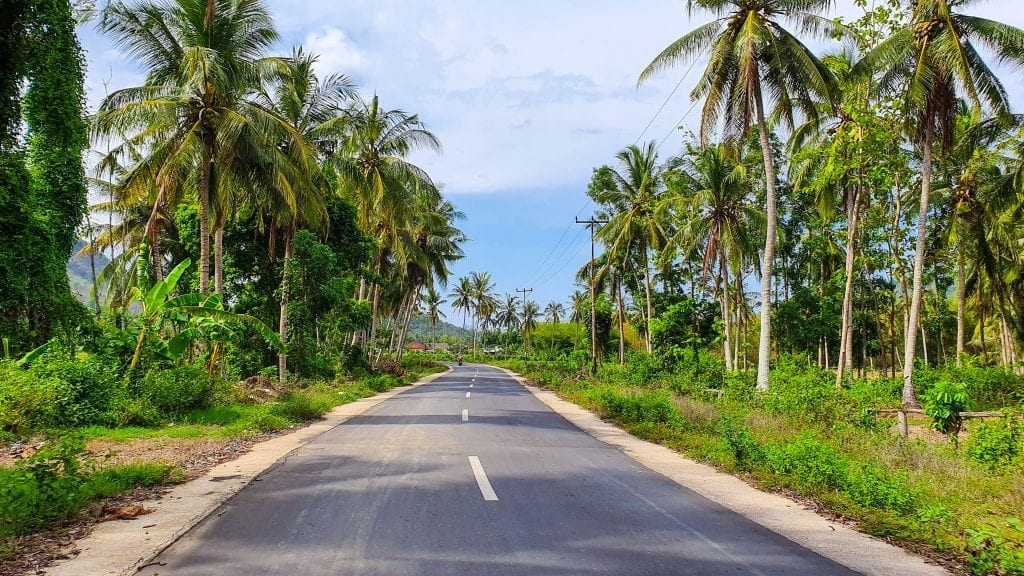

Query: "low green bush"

xmin=672 ymin=352 xmax=726 ymax=393
xmin=762 ymin=364 xmax=838 ymax=421
xmin=764 ymin=433 xmax=848 ymax=494
xmin=364 ymin=374 xmax=399 ymax=392
xmin=139 ymin=364 xmax=216 ymax=416
xmin=242 ymin=405 xmax=290 ymax=433
xmin=0 ymin=363 xmax=56 ymax=433
xmin=965 ymin=415 xmax=1022 ymax=472
xmin=585 ymin=386 xmax=682 ymax=427
xmin=271 ymin=390 xmax=334 ymax=422
xmin=844 ymin=463 xmax=916 ymax=513
xmin=717 ymin=416 xmax=764 ymax=469
xmin=29 ymin=351 xmax=124 ymax=427
xmin=923 ymin=380 xmax=970 ymax=441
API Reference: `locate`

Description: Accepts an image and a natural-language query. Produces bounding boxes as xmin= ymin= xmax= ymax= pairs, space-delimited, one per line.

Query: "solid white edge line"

xmin=468 ymin=456 xmax=499 ymax=501
xmin=466 ymin=391 xmax=471 ymax=398
xmin=462 ymin=408 xmax=469 ymax=421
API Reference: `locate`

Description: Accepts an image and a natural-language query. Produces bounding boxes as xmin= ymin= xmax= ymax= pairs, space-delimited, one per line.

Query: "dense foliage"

xmin=0 ymin=0 xmax=89 ymax=350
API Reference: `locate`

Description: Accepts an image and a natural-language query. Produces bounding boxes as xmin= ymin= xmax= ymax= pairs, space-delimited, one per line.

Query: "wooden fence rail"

xmin=874 ymin=408 xmax=1018 ymax=437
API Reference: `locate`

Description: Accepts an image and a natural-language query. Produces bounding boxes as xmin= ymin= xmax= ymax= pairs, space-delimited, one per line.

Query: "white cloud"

xmin=302 ymin=28 xmax=369 ymax=76
xmin=80 ymin=0 xmax=1024 ymax=198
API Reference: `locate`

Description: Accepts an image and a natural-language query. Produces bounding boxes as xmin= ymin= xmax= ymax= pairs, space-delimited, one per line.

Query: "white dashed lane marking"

xmin=468 ymin=456 xmax=498 ymax=501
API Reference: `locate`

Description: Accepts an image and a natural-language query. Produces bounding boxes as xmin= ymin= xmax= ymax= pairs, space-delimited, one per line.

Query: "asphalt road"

xmin=138 ymin=364 xmax=859 ymax=576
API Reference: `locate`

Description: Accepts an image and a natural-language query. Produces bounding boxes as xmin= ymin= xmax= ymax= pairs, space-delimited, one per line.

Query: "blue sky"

xmin=77 ymin=0 xmax=1024 ymax=322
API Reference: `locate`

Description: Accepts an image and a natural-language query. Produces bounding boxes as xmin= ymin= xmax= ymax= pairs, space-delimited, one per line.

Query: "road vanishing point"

xmin=133 ymin=364 xmax=898 ymax=575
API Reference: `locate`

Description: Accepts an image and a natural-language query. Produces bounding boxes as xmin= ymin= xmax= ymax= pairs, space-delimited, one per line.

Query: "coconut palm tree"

xmin=590 ymin=141 xmax=669 ymax=354
xmin=522 ymin=300 xmax=540 ymax=359
xmin=469 ymin=271 xmax=497 ymax=356
xmin=96 ymin=0 xmax=283 ymax=295
xmin=254 ymin=48 xmax=355 ymax=381
xmin=332 ymin=95 xmax=441 ymax=355
xmin=449 ymin=276 xmax=474 ymax=352
xmin=544 ymin=301 xmax=566 ymax=324
xmin=640 ymin=0 xmax=840 ymax=389
xmin=423 ymin=287 xmax=446 ymax=347
xmin=666 ymin=142 xmax=762 ymax=370
xmin=856 ymin=0 xmax=1024 ymax=406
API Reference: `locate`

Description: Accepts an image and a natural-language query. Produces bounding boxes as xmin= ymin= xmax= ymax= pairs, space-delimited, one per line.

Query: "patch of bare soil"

xmin=0 ymin=431 xmax=281 ymax=576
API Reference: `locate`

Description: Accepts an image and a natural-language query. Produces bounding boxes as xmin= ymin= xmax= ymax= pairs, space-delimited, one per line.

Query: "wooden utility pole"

xmin=516 ymin=287 xmax=533 ymax=360
xmin=577 ymin=217 xmax=607 ymax=374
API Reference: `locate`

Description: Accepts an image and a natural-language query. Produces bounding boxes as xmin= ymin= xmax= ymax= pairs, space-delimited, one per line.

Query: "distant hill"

xmin=67 ymin=240 xmax=109 ymax=304
xmin=406 ymin=313 xmax=471 ymax=342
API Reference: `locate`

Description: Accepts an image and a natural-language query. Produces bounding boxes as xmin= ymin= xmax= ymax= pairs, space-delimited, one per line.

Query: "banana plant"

xmin=127 ymin=259 xmax=281 ymax=370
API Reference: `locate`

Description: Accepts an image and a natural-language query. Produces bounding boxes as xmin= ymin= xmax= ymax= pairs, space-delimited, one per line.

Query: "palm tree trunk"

xmin=214 ymin=215 xmax=225 ymax=296
xmin=836 ymin=185 xmax=861 ymax=387
xmin=720 ymin=250 xmax=734 ymax=371
xmin=397 ymin=293 xmax=418 ymax=361
xmin=146 ymin=186 xmax=167 ymax=283
xmin=753 ymin=78 xmax=778 ymax=391
xmin=367 ymin=254 xmax=383 ymax=361
xmin=278 ymin=225 xmax=294 ymax=383
xmin=618 ymin=282 xmax=625 ymax=364
xmin=956 ymin=248 xmax=966 ymax=365
xmin=84 ymin=210 xmax=101 ymax=316
xmin=643 ymin=250 xmax=654 ymax=355
xmin=472 ymin=308 xmax=478 ymax=357
xmin=901 ymin=124 xmax=933 ymax=409
xmin=199 ymin=140 xmax=213 ymax=294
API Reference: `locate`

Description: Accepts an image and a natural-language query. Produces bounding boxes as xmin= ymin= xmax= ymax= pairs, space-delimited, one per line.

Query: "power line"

xmin=521 ymin=49 xmax=707 ymax=291
xmin=525 ymin=222 xmax=575 ymax=286
xmin=531 ymin=225 xmax=587 ymax=288
xmin=633 ymin=45 xmax=708 ymax=146
xmin=534 ymin=234 xmax=589 ymax=290
xmin=657 ymin=96 xmax=702 ymax=152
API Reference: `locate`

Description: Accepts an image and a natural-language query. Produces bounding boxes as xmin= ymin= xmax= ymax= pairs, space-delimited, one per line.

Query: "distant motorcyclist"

xmin=457 ymin=354 xmax=463 ymax=366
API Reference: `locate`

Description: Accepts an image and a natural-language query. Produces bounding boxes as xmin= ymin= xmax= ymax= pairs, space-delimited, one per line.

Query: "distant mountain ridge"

xmin=406 ymin=312 xmax=471 ymax=341
xmin=67 ymin=240 xmax=109 ymax=304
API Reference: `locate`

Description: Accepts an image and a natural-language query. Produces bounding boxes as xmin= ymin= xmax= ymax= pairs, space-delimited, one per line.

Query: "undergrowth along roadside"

xmin=494 ymin=357 xmax=1024 ymax=576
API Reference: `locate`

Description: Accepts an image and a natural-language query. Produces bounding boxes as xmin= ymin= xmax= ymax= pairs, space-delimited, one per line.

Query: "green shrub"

xmin=947 ymin=366 xmax=1024 ymax=411
xmin=115 ymin=397 xmax=163 ymax=427
xmin=718 ymin=416 xmax=764 ymax=469
xmin=762 ymin=364 xmax=838 ymax=421
xmin=140 ymin=364 xmax=215 ymax=416
xmin=243 ymin=405 xmax=290 ymax=432
xmin=586 ymin=387 xmax=681 ymax=427
xmin=271 ymin=391 xmax=333 ymax=422
xmin=0 ymin=352 xmax=128 ymax=432
xmin=924 ymin=380 xmax=970 ymax=441
xmin=721 ymin=371 xmax=756 ymax=402
xmin=666 ymin=352 xmax=725 ymax=394
xmin=0 ymin=363 xmax=55 ymax=432
xmin=844 ymin=463 xmax=915 ymax=513
xmin=764 ymin=433 xmax=849 ymax=493
xmin=965 ymin=416 xmax=1022 ymax=472
xmin=363 ymin=374 xmax=399 ymax=393
xmin=966 ymin=523 xmax=1024 ymax=576
xmin=29 ymin=352 xmax=124 ymax=427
